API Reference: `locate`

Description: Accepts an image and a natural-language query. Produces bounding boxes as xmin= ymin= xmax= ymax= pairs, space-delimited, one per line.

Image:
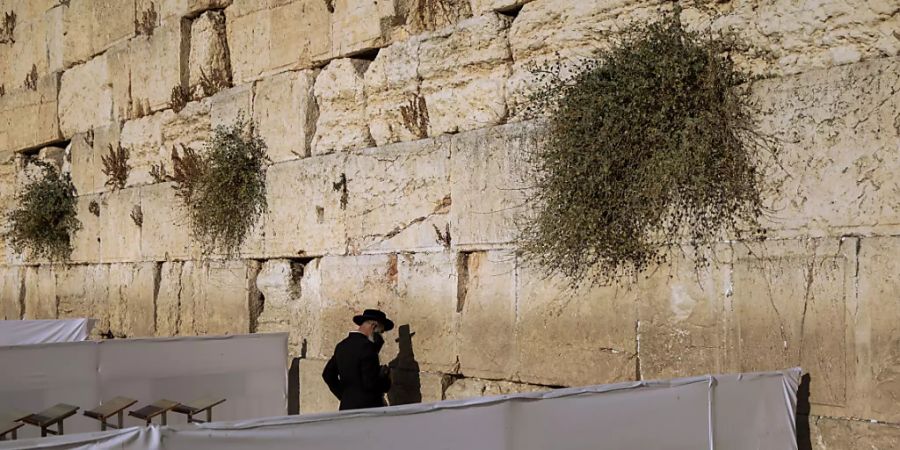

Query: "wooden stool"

xmin=21 ymin=404 xmax=79 ymax=437
xmin=84 ymin=397 xmax=138 ymax=431
xmin=128 ymin=400 xmax=180 ymax=426
xmin=0 ymin=411 xmax=29 ymax=440
xmin=172 ymin=398 xmax=226 ymax=423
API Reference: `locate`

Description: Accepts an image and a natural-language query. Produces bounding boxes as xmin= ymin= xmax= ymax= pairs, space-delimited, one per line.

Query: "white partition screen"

xmin=0 ymin=319 xmax=95 ymax=346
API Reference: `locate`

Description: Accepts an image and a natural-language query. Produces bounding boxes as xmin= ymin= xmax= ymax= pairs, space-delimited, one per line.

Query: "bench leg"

xmin=117 ymin=411 xmax=124 ymax=429
xmin=41 ymin=426 xmax=47 ymax=437
xmin=186 ymin=413 xmax=193 ymax=424
xmin=206 ymin=408 xmax=212 ymax=423
xmin=161 ymin=412 xmax=167 ymax=426
xmin=101 ymin=418 xmax=107 ymax=431
xmin=58 ymin=420 xmax=64 ymax=436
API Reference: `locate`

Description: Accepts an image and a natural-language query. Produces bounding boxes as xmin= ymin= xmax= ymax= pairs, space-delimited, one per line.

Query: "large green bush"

xmin=520 ymin=10 xmax=774 ymax=284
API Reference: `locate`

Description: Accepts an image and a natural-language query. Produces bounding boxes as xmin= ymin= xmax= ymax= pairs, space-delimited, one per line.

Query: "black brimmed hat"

xmin=353 ymin=309 xmax=394 ymax=332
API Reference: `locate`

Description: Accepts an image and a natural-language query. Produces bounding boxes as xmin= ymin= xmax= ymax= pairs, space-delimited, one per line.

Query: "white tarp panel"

xmin=0 ymin=334 xmax=287 ymax=440
xmin=0 ymin=368 xmax=801 ymax=450
xmin=0 ymin=319 xmax=95 ymax=346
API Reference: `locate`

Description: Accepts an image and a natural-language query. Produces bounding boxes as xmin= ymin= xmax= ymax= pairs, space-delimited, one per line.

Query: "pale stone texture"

xmin=226 ymin=0 xmax=330 ymax=84
xmin=107 ymin=262 xmax=158 ymax=337
xmin=399 ymin=0 xmax=472 ymax=35
xmin=450 ymin=121 xmax=533 ymax=249
xmin=311 ymin=59 xmax=374 ymax=155
xmin=120 ymin=112 xmax=169 ymax=188
xmin=69 ymin=123 xmax=121 ymax=195
xmin=730 ymin=238 xmax=860 ymax=419
xmin=140 ymin=182 xmax=194 ymax=261
xmin=99 ymin=187 xmax=143 ymax=263
xmin=59 ymin=55 xmax=114 ymax=137
xmin=0 ymin=4 xmax=64 ymax=88
xmin=364 ymin=38 xmax=424 ymax=146
xmin=62 ymin=0 xmax=136 ymax=67
xmin=255 ymin=259 xmax=305 ymax=354
xmin=167 ymin=260 xmax=254 ymax=335
xmin=253 ymin=70 xmax=318 ymax=162
xmin=122 ymin=20 xmax=189 ymax=119
xmin=515 ymin=263 xmax=638 ymax=387
xmin=23 ymin=265 xmax=57 ymax=320
xmin=458 ymin=250 xmax=517 ymax=379
xmin=56 ymin=264 xmax=108 ymax=337
xmin=636 ymin=248 xmax=729 ymax=380
xmin=298 ymin=358 xmax=339 ymax=413
xmin=324 ymin=0 xmax=400 ymax=62
xmin=0 ymin=74 xmax=61 ymax=152
xmin=807 ymin=415 xmax=900 ymax=450
xmin=264 ymin=154 xmax=348 ymax=257
xmin=344 ymin=137 xmax=451 ymax=254
xmin=469 ymin=0 xmax=532 ymax=14
xmin=0 ymin=266 xmax=24 ymax=320
xmin=70 ymin=194 xmax=102 ymax=263
xmin=139 ymin=0 xmax=232 ymax=23
xmin=189 ymin=10 xmax=232 ymax=99
xmin=419 ymin=13 xmax=512 ymax=135
xmin=751 ymin=57 xmax=900 ymax=238
xmin=154 ymin=261 xmax=182 ymax=336
xmin=444 ymin=377 xmax=546 ymax=401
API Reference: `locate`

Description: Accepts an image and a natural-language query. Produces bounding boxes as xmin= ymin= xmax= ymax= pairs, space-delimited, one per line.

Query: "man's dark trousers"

xmin=322 ymin=332 xmax=391 ymax=410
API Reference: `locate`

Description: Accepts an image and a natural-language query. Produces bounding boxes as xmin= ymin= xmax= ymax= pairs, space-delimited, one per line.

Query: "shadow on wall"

xmin=388 ymin=324 xmax=422 ymax=406
xmin=797 ymin=373 xmax=811 ymax=450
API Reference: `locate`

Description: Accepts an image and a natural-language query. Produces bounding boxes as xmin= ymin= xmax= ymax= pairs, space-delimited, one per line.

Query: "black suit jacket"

xmin=322 ymin=332 xmax=391 ymax=410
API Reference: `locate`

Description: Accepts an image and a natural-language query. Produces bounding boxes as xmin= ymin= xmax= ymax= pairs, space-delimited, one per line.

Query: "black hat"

xmin=353 ymin=309 xmax=394 ymax=332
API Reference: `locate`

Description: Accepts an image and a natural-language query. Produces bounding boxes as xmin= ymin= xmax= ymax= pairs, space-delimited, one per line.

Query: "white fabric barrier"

xmin=0 ymin=319 xmax=95 ymax=345
xmin=0 ymin=334 xmax=287 ymax=440
xmin=0 ymin=368 xmax=800 ymax=450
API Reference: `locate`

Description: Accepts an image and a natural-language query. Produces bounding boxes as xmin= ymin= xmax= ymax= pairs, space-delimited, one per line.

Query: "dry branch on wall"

xmin=23 ymin=64 xmax=37 ymax=90
xmin=101 ymin=144 xmax=131 ymax=190
xmin=0 ymin=11 xmax=15 ymax=44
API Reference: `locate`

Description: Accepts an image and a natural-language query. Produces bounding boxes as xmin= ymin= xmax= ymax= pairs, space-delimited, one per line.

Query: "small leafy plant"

xmin=0 ymin=11 xmax=15 ymax=44
xmin=101 ymin=144 xmax=131 ymax=190
xmin=4 ymin=161 xmax=81 ymax=261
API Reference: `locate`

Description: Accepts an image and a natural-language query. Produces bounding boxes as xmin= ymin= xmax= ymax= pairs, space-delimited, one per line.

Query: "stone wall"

xmin=0 ymin=0 xmax=898 ymax=447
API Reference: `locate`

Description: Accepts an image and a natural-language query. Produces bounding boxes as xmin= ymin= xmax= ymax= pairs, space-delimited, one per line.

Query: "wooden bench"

xmin=171 ymin=398 xmax=226 ymax=423
xmin=0 ymin=411 xmax=29 ymax=440
xmin=21 ymin=404 xmax=79 ymax=437
xmin=128 ymin=400 xmax=180 ymax=426
xmin=84 ymin=397 xmax=138 ymax=431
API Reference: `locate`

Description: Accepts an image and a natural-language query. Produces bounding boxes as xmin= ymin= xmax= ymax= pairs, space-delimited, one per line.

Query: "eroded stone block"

xmin=59 ymin=55 xmax=114 ymax=137
xmin=364 ymin=37 xmax=424 ymax=146
xmin=69 ymin=123 xmax=121 ymax=195
xmin=189 ymin=10 xmax=231 ymax=99
xmin=0 ymin=266 xmax=24 ymax=320
xmin=107 ymin=262 xmax=158 ymax=337
xmin=99 ymin=187 xmax=143 ymax=262
xmin=444 ymin=377 xmax=546 ymax=401
xmin=344 ymin=137 xmax=451 ymax=254
xmin=120 ymin=111 xmax=170 ymax=187
xmin=311 ymin=59 xmax=373 ymax=155
xmin=253 ymin=70 xmax=318 ymax=162
xmin=808 ymin=415 xmax=900 ymax=450
xmin=469 ymin=0 xmax=532 ymax=14
xmin=23 ymin=265 xmax=57 ymax=319
xmin=299 ymin=358 xmax=339 ymax=413
xmin=56 ymin=264 xmax=108 ymax=334
xmin=70 ymin=194 xmax=102 ymax=262
xmin=0 ymin=74 xmax=61 ymax=152
xmin=126 ymin=20 xmax=188 ymax=118
xmin=255 ymin=259 xmax=304 ymax=354
xmin=175 ymin=260 xmax=253 ymax=335
xmin=62 ymin=0 xmax=136 ymax=67
xmin=140 ymin=182 xmax=193 ymax=261
xmin=155 ymin=260 xmax=182 ymax=336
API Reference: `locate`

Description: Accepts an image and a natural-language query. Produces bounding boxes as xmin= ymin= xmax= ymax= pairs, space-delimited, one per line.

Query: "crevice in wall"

xmin=456 ymin=252 xmax=471 ymax=313
xmin=152 ymin=261 xmax=162 ymax=335
xmin=635 ymin=319 xmax=642 ymax=380
xmin=16 ymin=269 xmax=25 ymax=320
xmin=247 ymin=260 xmax=264 ymax=333
xmin=496 ymin=4 xmax=524 ymax=18
xmin=351 ymin=47 xmax=381 ymax=62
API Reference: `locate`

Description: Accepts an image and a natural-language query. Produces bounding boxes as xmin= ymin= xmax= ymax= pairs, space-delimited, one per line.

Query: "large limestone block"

xmin=141 ymin=0 xmax=232 ymax=23
xmin=126 ymin=20 xmax=189 ymax=118
xmin=449 ymin=121 xmax=533 ymax=249
xmin=23 ymin=265 xmax=57 ymax=320
xmin=325 ymin=0 xmax=399 ymax=61
xmin=515 ymin=263 xmax=638 ymax=387
xmin=298 ymin=358 xmax=339 ymax=413
xmin=161 ymin=102 xmax=211 ymax=153
xmin=107 ymin=262 xmax=158 ymax=337
xmin=636 ymin=248 xmax=729 ymax=380
xmin=730 ymin=238 xmax=859 ymax=419
xmin=176 ymin=260 xmax=253 ymax=335
xmin=70 ymin=194 xmax=102 ymax=262
xmin=226 ymin=0 xmax=330 ymax=84
xmin=457 ymin=250 xmax=517 ymax=379
xmin=59 ymin=55 xmax=114 ymax=137
xmin=62 ymin=0 xmax=136 ymax=67
xmin=397 ymin=0 xmax=472 ymax=36
xmin=0 ymin=5 xmax=64 ymax=88
xmin=311 ymin=59 xmax=374 ymax=155
xmin=751 ymin=57 xmax=900 ymax=238
xmin=189 ymin=10 xmax=231 ymax=99
xmin=255 ymin=259 xmax=305 ymax=354
xmin=56 ymin=264 xmax=108 ymax=334
xmin=345 ymin=137 xmax=451 ymax=254
xmin=858 ymin=237 xmax=900 ymax=422
xmin=69 ymin=123 xmax=121 ymax=195
xmin=99 ymin=187 xmax=143 ymax=262
xmin=808 ymin=415 xmax=900 ymax=450
xmin=120 ymin=112 xmax=170 ymax=187
xmin=364 ymin=38 xmax=424 ymax=146
xmin=140 ymin=182 xmax=193 ymax=261
xmin=155 ymin=261 xmax=182 ymax=336
xmin=0 ymin=74 xmax=61 ymax=152
xmin=253 ymin=70 xmax=318 ymax=162
xmin=444 ymin=377 xmax=546 ymax=401
xmin=419 ymin=13 xmax=512 ymax=135
xmin=0 ymin=266 xmax=24 ymax=320
xmin=264 ymin=154 xmax=348 ymax=257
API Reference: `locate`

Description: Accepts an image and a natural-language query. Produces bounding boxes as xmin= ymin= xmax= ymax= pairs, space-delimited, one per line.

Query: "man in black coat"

xmin=322 ymin=309 xmax=394 ymax=410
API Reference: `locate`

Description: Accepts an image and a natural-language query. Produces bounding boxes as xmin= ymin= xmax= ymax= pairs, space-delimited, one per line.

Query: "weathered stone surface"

xmin=56 ymin=264 xmax=108 ymax=336
xmin=141 ymin=0 xmax=232 ymax=23
xmin=155 ymin=261 xmax=182 ymax=336
xmin=175 ymin=260 xmax=254 ymax=335
xmin=311 ymin=59 xmax=374 ymax=155
xmin=515 ymin=263 xmax=638 ymax=387
xmin=0 ymin=74 xmax=61 ymax=152
xmin=0 ymin=4 xmax=64 ymax=88
xmin=345 ymin=137 xmax=451 ymax=254
xmin=59 ymin=55 xmax=114 ymax=137
xmin=23 ymin=265 xmax=57 ymax=320
xmin=189 ymin=10 xmax=231 ymax=99
xmin=107 ymin=262 xmax=158 ymax=337
xmin=99 ymin=187 xmax=143 ymax=262
xmin=0 ymin=266 xmax=24 ymax=320
xmin=730 ymin=238 xmax=858 ymax=418
xmin=255 ymin=259 xmax=305 ymax=355
xmin=325 ymin=0 xmax=399 ymax=62
xmin=69 ymin=123 xmax=121 ymax=195
xmin=419 ymin=13 xmax=512 ymax=135
xmin=120 ymin=111 xmax=170 ymax=187
xmin=450 ymin=121 xmax=533 ymax=249
xmin=0 ymin=153 xmax=16 ymax=263
xmin=399 ymin=0 xmax=472 ymax=35
xmin=751 ymin=57 xmax=900 ymax=238
xmin=469 ymin=0 xmax=532 ymax=14
xmin=140 ymin=182 xmax=194 ymax=261
xmin=226 ymin=0 xmax=330 ymax=84
xmin=70 ymin=194 xmax=102 ymax=262
xmin=265 ymin=154 xmax=347 ymax=257
xmin=808 ymin=415 xmax=900 ymax=450
xmin=444 ymin=377 xmax=546 ymax=401
xmin=859 ymin=237 xmax=900 ymax=423
xmin=364 ymin=38 xmax=424 ymax=146
xmin=62 ymin=0 xmax=136 ymax=67
xmin=458 ymin=250 xmax=516 ymax=379
xmin=253 ymin=70 xmax=318 ymax=162
xmin=298 ymin=358 xmax=339 ymax=413
xmin=125 ymin=20 xmax=188 ymax=118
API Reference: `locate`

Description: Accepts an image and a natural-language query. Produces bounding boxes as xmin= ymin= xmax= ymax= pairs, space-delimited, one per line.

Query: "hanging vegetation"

xmin=4 ymin=161 xmax=81 ymax=261
xmin=520 ymin=9 xmax=775 ymax=285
